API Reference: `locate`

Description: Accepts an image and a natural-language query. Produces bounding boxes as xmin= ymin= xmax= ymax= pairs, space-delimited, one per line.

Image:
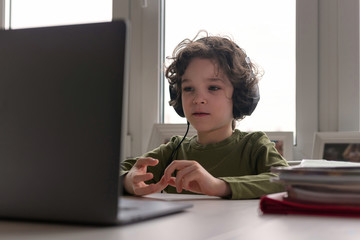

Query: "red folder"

xmin=260 ymin=192 xmax=360 ymax=217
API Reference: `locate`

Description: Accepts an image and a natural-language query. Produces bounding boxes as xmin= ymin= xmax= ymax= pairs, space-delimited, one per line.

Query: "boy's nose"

xmin=192 ymin=94 xmax=207 ymax=104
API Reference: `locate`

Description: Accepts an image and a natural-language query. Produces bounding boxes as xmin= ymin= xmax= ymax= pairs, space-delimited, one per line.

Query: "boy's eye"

xmin=209 ymin=86 xmax=220 ymax=91
xmin=183 ymin=86 xmax=193 ymax=92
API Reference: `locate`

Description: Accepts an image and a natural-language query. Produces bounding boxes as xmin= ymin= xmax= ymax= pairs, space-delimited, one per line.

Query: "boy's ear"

xmin=169 ymin=85 xmax=185 ymax=117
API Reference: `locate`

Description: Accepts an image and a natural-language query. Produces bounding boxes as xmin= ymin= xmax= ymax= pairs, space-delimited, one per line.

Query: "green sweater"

xmin=121 ymin=130 xmax=288 ymax=199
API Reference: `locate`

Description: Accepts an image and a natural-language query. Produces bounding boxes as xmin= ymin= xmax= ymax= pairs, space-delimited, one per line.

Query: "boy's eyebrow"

xmin=181 ymin=78 xmax=190 ymax=84
xmin=181 ymin=77 xmax=225 ymax=83
xmin=207 ymin=77 xmax=225 ymax=83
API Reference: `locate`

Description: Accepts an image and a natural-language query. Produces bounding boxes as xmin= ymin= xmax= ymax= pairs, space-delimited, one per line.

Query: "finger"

xmin=175 ymin=176 xmax=183 ymax=193
xmin=141 ymin=178 xmax=168 ymax=195
xmin=164 ymin=160 xmax=194 ymax=181
xmin=133 ymin=183 xmax=160 ymax=196
xmin=132 ymin=177 xmax=169 ymax=196
xmin=133 ymin=172 xmax=153 ymax=183
xmin=135 ymin=157 xmax=159 ymax=168
xmin=154 ymin=176 xmax=169 ymax=192
xmin=175 ymin=164 xmax=198 ymax=192
xmin=175 ymin=164 xmax=197 ymax=185
xmin=181 ymin=171 xmax=204 ymax=194
xmin=167 ymin=177 xmax=176 ymax=187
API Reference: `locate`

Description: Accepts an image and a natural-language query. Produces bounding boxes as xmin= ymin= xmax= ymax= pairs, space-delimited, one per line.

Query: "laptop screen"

xmin=0 ymin=21 xmax=128 ymax=224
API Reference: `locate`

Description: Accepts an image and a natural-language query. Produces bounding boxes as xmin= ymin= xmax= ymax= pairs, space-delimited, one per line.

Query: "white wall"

xmin=113 ymin=0 xmax=161 ymax=158
xmin=337 ymin=0 xmax=360 ymax=131
xmin=0 ymin=0 xmax=5 ymax=29
xmin=295 ymin=0 xmax=318 ymax=159
xmin=318 ymin=0 xmax=360 ymax=133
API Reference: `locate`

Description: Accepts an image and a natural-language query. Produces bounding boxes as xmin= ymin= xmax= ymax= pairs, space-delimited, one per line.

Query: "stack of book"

xmin=260 ymin=159 xmax=360 ymax=217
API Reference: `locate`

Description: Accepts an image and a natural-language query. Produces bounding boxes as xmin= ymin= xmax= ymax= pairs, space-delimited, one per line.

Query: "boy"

xmin=121 ymin=32 xmax=288 ymax=199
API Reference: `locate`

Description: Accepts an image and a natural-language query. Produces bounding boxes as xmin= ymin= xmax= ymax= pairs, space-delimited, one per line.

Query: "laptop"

xmin=0 ymin=20 xmax=192 ymax=225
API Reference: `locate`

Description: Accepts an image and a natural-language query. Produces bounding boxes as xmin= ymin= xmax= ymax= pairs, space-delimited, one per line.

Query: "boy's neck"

xmin=196 ymin=127 xmax=233 ymax=145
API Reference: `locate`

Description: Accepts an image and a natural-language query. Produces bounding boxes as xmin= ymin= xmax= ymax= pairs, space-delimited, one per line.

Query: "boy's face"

xmin=181 ymin=58 xmax=234 ymax=139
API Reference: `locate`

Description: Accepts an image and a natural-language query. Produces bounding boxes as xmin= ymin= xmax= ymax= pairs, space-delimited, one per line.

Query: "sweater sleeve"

xmin=219 ymin=132 xmax=288 ymax=200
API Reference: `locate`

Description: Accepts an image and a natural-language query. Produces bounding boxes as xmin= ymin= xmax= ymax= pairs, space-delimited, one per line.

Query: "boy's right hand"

xmin=123 ymin=157 xmax=168 ymax=196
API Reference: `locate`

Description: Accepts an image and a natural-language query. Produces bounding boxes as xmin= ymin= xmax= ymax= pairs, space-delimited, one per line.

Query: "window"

xmin=1 ymin=1 xmax=324 ymax=159
xmin=163 ymin=0 xmax=296 ymax=134
xmin=5 ymin=0 xmax=111 ymax=29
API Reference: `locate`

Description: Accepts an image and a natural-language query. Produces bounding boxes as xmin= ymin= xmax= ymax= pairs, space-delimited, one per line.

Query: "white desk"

xmin=0 ymin=193 xmax=359 ymax=240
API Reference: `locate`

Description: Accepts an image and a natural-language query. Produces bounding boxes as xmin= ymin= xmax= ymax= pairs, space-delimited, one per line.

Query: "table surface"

xmin=0 ymin=193 xmax=359 ymax=240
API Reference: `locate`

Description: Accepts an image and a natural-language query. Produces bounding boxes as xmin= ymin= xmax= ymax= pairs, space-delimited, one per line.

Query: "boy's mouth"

xmin=192 ymin=112 xmax=210 ymax=117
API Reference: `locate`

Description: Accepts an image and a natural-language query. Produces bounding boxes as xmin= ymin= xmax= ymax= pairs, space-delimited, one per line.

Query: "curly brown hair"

xmin=166 ymin=31 xmax=261 ymax=121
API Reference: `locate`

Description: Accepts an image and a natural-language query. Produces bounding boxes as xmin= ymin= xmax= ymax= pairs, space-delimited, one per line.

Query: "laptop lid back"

xmin=0 ymin=21 xmax=127 ymax=224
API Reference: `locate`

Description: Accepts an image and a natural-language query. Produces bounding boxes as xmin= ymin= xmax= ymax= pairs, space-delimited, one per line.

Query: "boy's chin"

xmin=189 ymin=123 xmax=214 ymax=133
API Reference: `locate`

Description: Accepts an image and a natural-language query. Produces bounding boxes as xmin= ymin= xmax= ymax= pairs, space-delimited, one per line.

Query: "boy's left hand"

xmin=163 ymin=160 xmax=231 ymax=197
